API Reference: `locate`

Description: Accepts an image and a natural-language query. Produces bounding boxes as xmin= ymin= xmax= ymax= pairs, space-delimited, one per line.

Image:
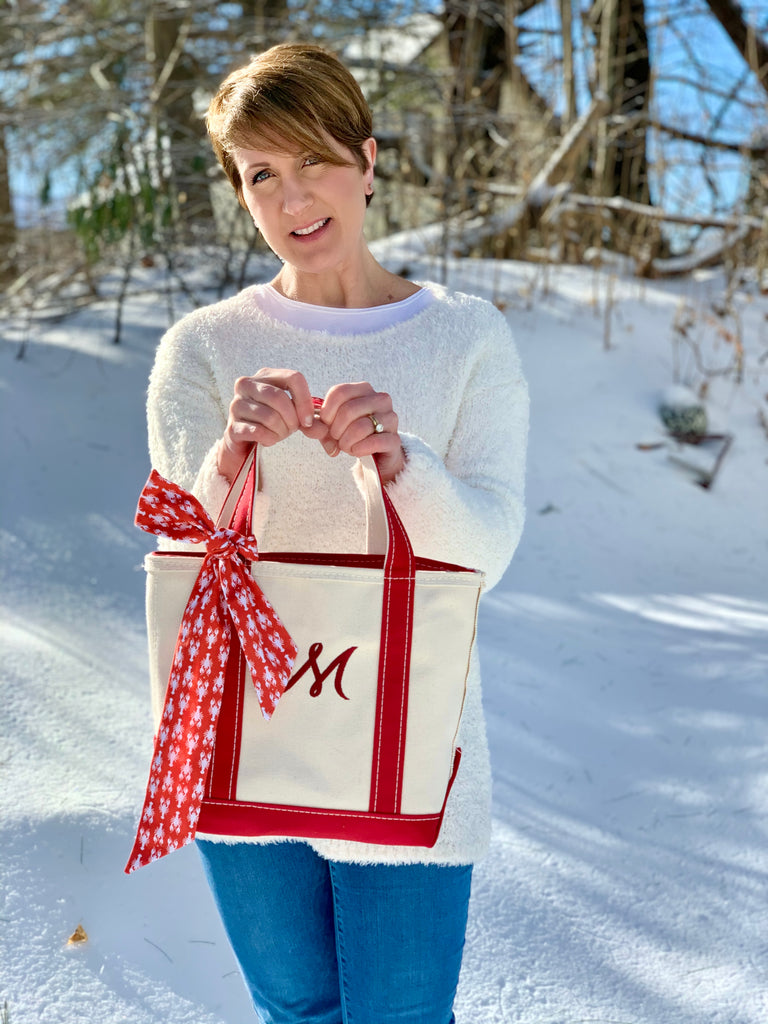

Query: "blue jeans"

xmin=197 ymin=840 xmax=472 ymax=1024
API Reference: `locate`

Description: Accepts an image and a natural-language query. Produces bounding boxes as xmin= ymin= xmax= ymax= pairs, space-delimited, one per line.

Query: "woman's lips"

xmin=290 ymin=217 xmax=331 ymax=240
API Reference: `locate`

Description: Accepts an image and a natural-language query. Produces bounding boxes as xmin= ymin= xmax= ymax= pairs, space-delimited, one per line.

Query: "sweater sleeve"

xmin=366 ymin=307 xmax=528 ymax=591
xmin=146 ymin=316 xmax=232 ymax=517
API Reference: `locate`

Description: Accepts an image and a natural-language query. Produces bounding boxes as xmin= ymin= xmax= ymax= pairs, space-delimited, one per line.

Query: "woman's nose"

xmin=281 ymin=176 xmax=312 ymax=216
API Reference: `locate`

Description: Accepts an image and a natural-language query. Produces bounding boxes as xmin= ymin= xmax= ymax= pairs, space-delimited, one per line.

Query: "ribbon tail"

xmin=219 ymin=570 xmax=298 ymax=722
xmin=125 ymin=569 xmax=227 ymax=874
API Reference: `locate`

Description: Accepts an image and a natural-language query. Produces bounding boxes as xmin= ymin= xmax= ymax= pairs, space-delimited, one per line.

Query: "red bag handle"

xmin=220 ymin=439 xmax=415 ymax=581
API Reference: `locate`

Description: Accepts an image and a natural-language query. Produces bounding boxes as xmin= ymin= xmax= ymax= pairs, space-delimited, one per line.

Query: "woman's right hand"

xmin=217 ymin=368 xmax=316 ymax=481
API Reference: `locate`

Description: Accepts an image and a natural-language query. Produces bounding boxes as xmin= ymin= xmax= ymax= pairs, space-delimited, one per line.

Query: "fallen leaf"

xmin=67 ymin=924 xmax=88 ymax=945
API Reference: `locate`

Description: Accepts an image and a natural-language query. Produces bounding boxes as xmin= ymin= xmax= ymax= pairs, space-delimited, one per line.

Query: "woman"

xmin=146 ymin=42 xmax=528 ymax=1024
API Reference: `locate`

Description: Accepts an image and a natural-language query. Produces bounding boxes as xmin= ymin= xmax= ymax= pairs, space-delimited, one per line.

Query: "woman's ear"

xmin=363 ymin=137 xmax=377 ymax=193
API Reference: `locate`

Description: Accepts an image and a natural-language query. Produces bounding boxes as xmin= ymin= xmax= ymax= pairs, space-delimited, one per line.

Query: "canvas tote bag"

xmin=126 ymin=445 xmax=483 ymax=872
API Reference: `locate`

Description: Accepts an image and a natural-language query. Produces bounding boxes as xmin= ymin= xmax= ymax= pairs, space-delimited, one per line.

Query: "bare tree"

xmin=146 ymin=2 xmax=214 ymax=231
xmin=442 ymin=0 xmax=549 ymax=189
xmin=443 ymin=0 xmax=508 ymax=182
xmin=1 ymin=0 xmax=766 ymax=319
xmin=591 ymin=0 xmax=652 ymax=205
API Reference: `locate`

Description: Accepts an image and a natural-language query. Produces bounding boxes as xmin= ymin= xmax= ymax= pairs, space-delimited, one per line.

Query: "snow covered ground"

xmin=2 ymin=255 xmax=767 ymax=1023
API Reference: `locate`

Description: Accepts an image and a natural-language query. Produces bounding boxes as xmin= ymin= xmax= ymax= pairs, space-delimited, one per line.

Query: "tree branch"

xmin=647 ymin=118 xmax=767 ymax=156
xmin=702 ymin=0 xmax=768 ymax=94
xmin=563 ymin=192 xmax=764 ymax=231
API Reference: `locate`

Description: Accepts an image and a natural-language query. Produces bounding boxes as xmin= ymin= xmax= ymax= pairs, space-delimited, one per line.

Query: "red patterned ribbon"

xmin=125 ymin=470 xmax=297 ymax=873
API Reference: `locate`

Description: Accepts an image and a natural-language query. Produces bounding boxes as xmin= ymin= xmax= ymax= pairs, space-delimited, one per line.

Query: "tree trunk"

xmin=593 ymin=0 xmax=652 ymax=205
xmin=0 ymin=122 xmax=16 ymax=280
xmin=443 ymin=0 xmax=508 ymax=194
xmin=559 ymin=0 xmax=576 ymax=126
xmin=703 ymin=0 xmax=768 ymax=94
xmin=146 ymin=5 xmax=214 ymax=233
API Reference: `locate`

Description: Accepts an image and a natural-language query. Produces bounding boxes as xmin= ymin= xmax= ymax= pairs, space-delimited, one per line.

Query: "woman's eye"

xmin=251 ymin=169 xmax=271 ymax=185
xmin=303 ymin=156 xmax=322 ymax=168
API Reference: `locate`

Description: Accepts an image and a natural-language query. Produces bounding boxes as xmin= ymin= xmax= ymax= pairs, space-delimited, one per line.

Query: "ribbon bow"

xmin=125 ymin=470 xmax=297 ymax=873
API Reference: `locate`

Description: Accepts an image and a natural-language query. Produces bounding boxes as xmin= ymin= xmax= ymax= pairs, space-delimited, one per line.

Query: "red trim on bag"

xmin=369 ymin=486 xmax=415 ymax=815
xmin=196 ymin=748 xmax=462 ymax=847
xmin=206 ymin=640 xmax=246 ymax=800
xmin=231 ymin=457 xmax=256 ymax=534
xmin=148 ymin=550 xmax=479 ymax=575
xmin=255 ymin=552 xmax=478 ymax=574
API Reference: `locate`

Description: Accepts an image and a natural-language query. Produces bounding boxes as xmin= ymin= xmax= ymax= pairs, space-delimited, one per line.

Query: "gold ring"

xmin=368 ymin=413 xmax=384 ymax=434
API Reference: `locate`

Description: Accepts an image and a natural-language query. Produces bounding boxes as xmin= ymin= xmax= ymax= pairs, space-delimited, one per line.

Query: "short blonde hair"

xmin=206 ymin=44 xmax=374 ymax=208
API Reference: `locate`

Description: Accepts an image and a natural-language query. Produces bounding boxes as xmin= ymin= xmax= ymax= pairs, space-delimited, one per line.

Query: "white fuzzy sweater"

xmin=146 ymin=280 xmax=529 ymax=865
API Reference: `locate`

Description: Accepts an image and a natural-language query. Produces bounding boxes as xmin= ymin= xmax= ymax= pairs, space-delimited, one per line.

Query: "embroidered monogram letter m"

xmin=285 ymin=643 xmax=357 ymax=700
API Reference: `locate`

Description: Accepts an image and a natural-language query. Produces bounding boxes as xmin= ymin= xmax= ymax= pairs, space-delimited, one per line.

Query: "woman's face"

xmin=232 ymin=135 xmax=376 ymax=277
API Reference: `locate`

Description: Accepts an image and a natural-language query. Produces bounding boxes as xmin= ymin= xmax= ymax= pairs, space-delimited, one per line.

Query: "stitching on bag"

xmin=257 ymin=568 xmax=449 ymax=583
xmin=159 ymin=553 xmax=474 ymax=586
xmin=394 ymin=511 xmax=413 ymax=811
xmin=371 ymin=493 xmax=414 ymax=813
xmin=370 ymin=480 xmax=387 ymax=809
xmin=372 ymin=528 xmax=393 ymax=810
xmin=201 ymin=799 xmax=441 ymax=822
xmin=256 ymin=553 xmax=475 ymax=572
xmin=150 ymin=552 xmax=476 ymax=576
xmin=372 ymin=585 xmax=388 ymax=809
xmin=391 ymin=507 xmax=412 ymax=811
xmin=260 ymin=555 xmax=378 ymax=568
xmin=228 ymin=652 xmax=244 ymax=799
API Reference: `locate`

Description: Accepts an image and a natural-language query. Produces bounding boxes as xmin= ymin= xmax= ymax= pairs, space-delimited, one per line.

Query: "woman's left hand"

xmin=315 ymin=382 xmax=406 ymax=485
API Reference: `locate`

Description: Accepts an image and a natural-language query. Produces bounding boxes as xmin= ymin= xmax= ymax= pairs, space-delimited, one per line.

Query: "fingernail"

xmin=304 ymin=415 xmax=314 ymax=427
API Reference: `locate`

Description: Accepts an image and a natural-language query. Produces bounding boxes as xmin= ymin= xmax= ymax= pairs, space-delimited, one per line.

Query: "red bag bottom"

xmin=197 ymin=747 xmax=462 ymax=847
